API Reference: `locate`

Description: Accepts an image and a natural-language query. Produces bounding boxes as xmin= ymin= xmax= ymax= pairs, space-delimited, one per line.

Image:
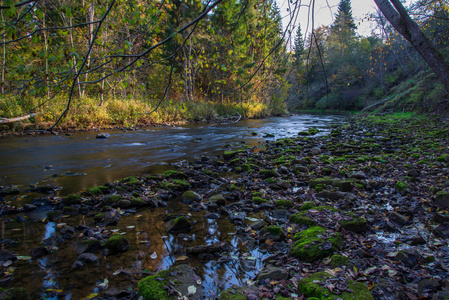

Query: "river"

xmin=0 ymin=113 xmax=346 ymax=299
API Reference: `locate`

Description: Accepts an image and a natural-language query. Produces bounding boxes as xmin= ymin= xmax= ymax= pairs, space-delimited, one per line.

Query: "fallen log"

xmin=0 ymin=113 xmax=36 ymax=124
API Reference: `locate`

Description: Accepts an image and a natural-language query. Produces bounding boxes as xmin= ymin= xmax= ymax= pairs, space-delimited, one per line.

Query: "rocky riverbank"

xmin=1 ymin=113 xmax=449 ymax=299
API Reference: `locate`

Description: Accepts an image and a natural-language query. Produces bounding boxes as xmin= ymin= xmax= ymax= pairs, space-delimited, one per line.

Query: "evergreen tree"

xmin=331 ymin=0 xmax=357 ymax=38
xmin=293 ymin=25 xmax=304 ymax=64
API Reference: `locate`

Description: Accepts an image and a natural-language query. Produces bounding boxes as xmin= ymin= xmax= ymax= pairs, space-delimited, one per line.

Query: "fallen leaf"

xmin=176 ymin=255 xmax=189 ymax=261
xmin=187 ymin=285 xmax=196 ymax=295
xmin=150 ymin=252 xmax=158 ymax=260
xmin=265 ymin=239 xmax=275 ymax=246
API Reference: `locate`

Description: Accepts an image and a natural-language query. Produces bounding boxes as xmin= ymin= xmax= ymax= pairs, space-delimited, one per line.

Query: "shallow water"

xmin=0 ymin=114 xmax=345 ymax=197
xmin=0 ymin=113 xmax=345 ymax=298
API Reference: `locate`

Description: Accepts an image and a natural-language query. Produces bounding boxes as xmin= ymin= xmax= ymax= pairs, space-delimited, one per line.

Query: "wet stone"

xmin=434 ymin=224 xmax=449 ymax=239
xmin=0 ymin=250 xmax=17 ymax=262
xmin=418 ymin=278 xmax=440 ymax=293
xmin=30 ymin=247 xmax=49 ymax=259
xmin=77 ymin=253 xmax=98 ymax=263
xmin=395 ymin=248 xmax=420 ymax=267
xmin=388 ymin=211 xmax=409 ymax=226
xmin=72 ymin=239 xmax=102 ymax=254
xmin=229 ymin=211 xmax=246 ymax=224
xmin=256 ymin=266 xmax=288 ymax=282
xmin=204 ymin=213 xmax=220 ymax=219
xmin=96 ymin=133 xmax=110 ymax=139
xmin=434 ymin=213 xmax=449 ymax=224
xmin=348 ymin=171 xmax=367 ymax=179
xmin=435 ymin=191 xmax=449 ymax=207
xmin=22 ymin=204 xmax=37 ymax=212
xmin=316 ymin=191 xmax=347 ymax=201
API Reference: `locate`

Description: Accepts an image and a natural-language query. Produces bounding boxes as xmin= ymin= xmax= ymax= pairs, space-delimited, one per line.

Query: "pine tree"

xmin=293 ymin=25 xmax=304 ymax=64
xmin=331 ymin=0 xmax=357 ymax=37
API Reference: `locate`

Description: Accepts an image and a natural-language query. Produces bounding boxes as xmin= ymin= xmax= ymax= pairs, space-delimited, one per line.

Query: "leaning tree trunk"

xmin=374 ymin=0 xmax=449 ymax=92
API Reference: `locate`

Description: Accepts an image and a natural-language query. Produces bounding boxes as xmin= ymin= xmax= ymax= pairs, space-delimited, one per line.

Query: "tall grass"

xmin=0 ymin=94 xmax=287 ymax=132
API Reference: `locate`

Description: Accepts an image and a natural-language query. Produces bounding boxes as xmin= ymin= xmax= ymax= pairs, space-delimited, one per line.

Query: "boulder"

xmin=104 ymin=234 xmax=130 ymax=253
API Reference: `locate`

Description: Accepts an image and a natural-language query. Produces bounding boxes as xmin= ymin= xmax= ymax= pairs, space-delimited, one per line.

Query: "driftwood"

xmin=0 ymin=113 xmax=36 ymax=124
xmin=361 ymin=96 xmax=393 ymax=112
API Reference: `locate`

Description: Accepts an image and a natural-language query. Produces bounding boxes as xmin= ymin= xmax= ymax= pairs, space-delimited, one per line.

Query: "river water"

xmin=0 ymin=113 xmax=346 ymax=299
xmin=0 ymin=114 xmax=345 ymax=196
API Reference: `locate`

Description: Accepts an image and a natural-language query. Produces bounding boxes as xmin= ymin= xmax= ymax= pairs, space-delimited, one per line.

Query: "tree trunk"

xmin=374 ymin=0 xmax=449 ymax=92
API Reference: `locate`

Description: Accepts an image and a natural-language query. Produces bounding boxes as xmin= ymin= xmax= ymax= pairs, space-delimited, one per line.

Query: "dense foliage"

xmin=0 ymin=0 xmax=289 ymax=128
xmin=288 ymin=0 xmax=449 ymax=112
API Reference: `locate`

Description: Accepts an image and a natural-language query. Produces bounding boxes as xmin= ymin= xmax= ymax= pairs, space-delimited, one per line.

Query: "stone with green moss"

xmin=437 ymin=154 xmax=449 ymax=163
xmin=297 ymin=272 xmax=373 ymax=299
xmin=87 ymin=187 xmax=103 ymax=196
xmin=266 ymin=178 xmax=276 ymax=184
xmin=289 ymin=212 xmax=317 ymax=226
xmin=223 ymin=151 xmax=238 ymax=160
xmin=274 ymin=199 xmax=293 ymax=207
xmin=131 ymin=197 xmax=147 ymax=207
xmin=0 ymin=288 xmax=30 ymax=300
xmin=63 ymin=194 xmax=82 ymax=205
xmin=138 ymin=264 xmax=205 ymax=300
xmin=162 ymin=170 xmax=187 ymax=179
xmin=241 ymin=163 xmax=251 ymax=172
xmin=330 ymin=254 xmax=350 ymax=268
xmin=47 ymin=210 xmax=62 ymax=221
xmin=229 ymin=158 xmax=241 ymax=166
xmin=299 ymin=201 xmax=316 ymax=211
xmin=103 ymin=194 xmax=122 ymax=205
xmin=395 ymin=181 xmax=409 ymax=194
xmin=339 ymin=217 xmax=368 ymax=233
xmin=167 ymin=216 xmax=191 ymax=232
xmin=181 ymin=190 xmax=202 ymax=204
xmin=219 ymin=286 xmax=252 ymax=300
xmin=252 ymin=196 xmax=267 ymax=204
xmin=229 ymin=184 xmax=239 ymax=191
xmin=260 ymin=169 xmax=276 ymax=178
xmin=435 ymin=191 xmax=449 ymax=207
xmin=159 ymin=179 xmax=191 ymax=192
xmin=290 ymin=226 xmax=341 ymax=262
xmin=309 ymin=178 xmax=333 ymax=188
xmin=259 ymin=225 xmax=285 ymax=242
xmin=104 ymin=234 xmax=129 ymax=253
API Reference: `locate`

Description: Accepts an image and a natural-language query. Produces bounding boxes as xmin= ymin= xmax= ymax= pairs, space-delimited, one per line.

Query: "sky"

xmin=277 ymin=0 xmax=413 ymax=45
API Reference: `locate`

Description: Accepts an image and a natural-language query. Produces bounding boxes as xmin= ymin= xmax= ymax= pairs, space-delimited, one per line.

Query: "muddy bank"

xmin=1 ymin=114 xmax=449 ymax=299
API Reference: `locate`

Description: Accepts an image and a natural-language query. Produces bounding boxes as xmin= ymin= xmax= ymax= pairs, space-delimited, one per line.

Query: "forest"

xmin=0 ymin=0 xmax=447 ymax=131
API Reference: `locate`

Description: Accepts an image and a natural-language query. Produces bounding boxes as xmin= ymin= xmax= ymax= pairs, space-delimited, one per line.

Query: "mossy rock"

xmin=103 ymin=195 xmax=122 ymax=205
xmin=297 ymin=272 xmax=373 ymax=299
xmin=47 ymin=210 xmax=62 ymax=221
xmin=0 ymin=288 xmax=30 ymax=300
xmin=274 ymin=199 xmax=293 ymax=207
xmin=63 ymin=194 xmax=82 ymax=205
xmin=436 ymin=154 xmax=449 ymax=162
xmin=241 ymin=163 xmax=251 ymax=172
xmin=259 ymin=225 xmax=285 ymax=242
xmin=298 ymin=131 xmax=310 ymax=136
xmin=167 ymin=216 xmax=191 ymax=233
xmin=339 ymin=217 xmax=368 ymax=233
xmin=162 ymin=170 xmax=187 ymax=179
xmin=87 ymin=187 xmax=103 ymax=196
xmin=138 ymin=264 xmax=205 ymax=300
xmin=223 ymin=151 xmax=238 ymax=160
xmin=330 ymin=254 xmax=350 ymax=268
xmin=131 ymin=197 xmax=147 ymax=207
xmin=93 ymin=212 xmax=105 ymax=222
xmin=309 ymin=178 xmax=333 ymax=188
xmin=289 ymin=212 xmax=317 ymax=226
xmin=308 ymin=127 xmax=320 ymax=135
xmin=181 ymin=190 xmax=202 ymax=204
xmin=260 ymin=169 xmax=276 ymax=178
xmin=120 ymin=176 xmax=142 ymax=186
xmin=229 ymin=158 xmax=241 ymax=166
xmin=72 ymin=239 xmax=102 ymax=254
xmin=159 ymin=179 xmax=191 ymax=192
xmin=219 ymin=285 xmax=251 ymax=300
xmin=104 ymin=234 xmax=130 ymax=253
xmin=299 ymin=201 xmax=316 ymax=211
xmin=252 ymin=196 xmax=267 ymax=204
xmin=62 ymin=206 xmax=79 ymax=216
xmin=290 ymin=226 xmax=341 ymax=262
xmin=394 ymin=181 xmax=409 ymax=194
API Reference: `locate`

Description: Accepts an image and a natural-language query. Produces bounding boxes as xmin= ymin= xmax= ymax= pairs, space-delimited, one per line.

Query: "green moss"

xmin=266 ymin=225 xmax=283 ymax=235
xmin=131 ymin=197 xmax=146 ymax=206
xmin=289 ymin=212 xmax=317 ymax=226
xmin=223 ymin=151 xmax=238 ymax=160
xmin=274 ymin=199 xmax=293 ymax=207
xmin=252 ymin=196 xmax=267 ymax=204
xmin=138 ymin=270 xmax=171 ymax=300
xmin=339 ymin=217 xmax=368 ymax=233
xmin=241 ymin=163 xmax=251 ymax=171
xmin=0 ymin=288 xmax=30 ymax=300
xmin=159 ymin=179 xmax=191 ymax=191
xmin=252 ymin=191 xmax=262 ymax=197
xmin=63 ymin=194 xmax=82 ymax=205
xmin=299 ymin=201 xmax=316 ymax=211
xmin=103 ymin=194 xmax=122 ymax=205
xmin=437 ymin=154 xmax=449 ymax=162
xmin=260 ymin=169 xmax=275 ymax=178
xmin=87 ymin=187 xmax=103 ymax=196
xmin=104 ymin=234 xmax=130 ymax=253
xmin=395 ymin=181 xmax=409 ymax=193
xmin=47 ymin=210 xmax=62 ymax=221
xmin=330 ymin=254 xmax=350 ymax=268
xmin=297 ymin=272 xmax=374 ymax=300
xmin=266 ymin=178 xmax=276 ymax=184
xmin=308 ymin=127 xmax=320 ymax=135
xmin=162 ymin=170 xmax=187 ymax=179
xmin=229 ymin=184 xmax=239 ymax=191
xmin=229 ymin=158 xmax=241 ymax=166
xmin=309 ymin=178 xmax=333 ymax=188
xmin=290 ymin=226 xmax=341 ymax=262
